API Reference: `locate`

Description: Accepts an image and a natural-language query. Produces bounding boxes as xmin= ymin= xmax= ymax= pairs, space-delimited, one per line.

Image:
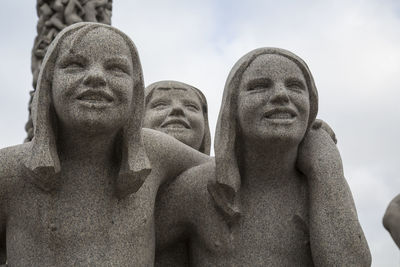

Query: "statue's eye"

xmin=107 ymin=64 xmax=129 ymax=75
xmin=247 ymin=79 xmax=272 ymax=91
xmin=59 ymin=55 xmax=87 ymax=72
xmin=152 ymin=102 xmax=168 ymax=109
xmin=286 ymin=79 xmax=305 ymax=92
xmin=66 ymin=62 xmax=83 ymax=68
xmin=63 ymin=61 xmax=85 ymax=71
xmin=185 ymin=103 xmax=200 ymax=112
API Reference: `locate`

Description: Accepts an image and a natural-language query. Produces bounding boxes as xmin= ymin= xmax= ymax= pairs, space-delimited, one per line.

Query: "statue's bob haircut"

xmin=23 ymin=22 xmax=151 ymax=198
xmin=144 ymin=80 xmax=211 ymax=155
xmin=208 ymin=47 xmax=319 ymax=221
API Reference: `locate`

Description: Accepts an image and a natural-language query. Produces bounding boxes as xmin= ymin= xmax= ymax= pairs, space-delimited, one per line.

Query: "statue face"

xmin=52 ymin=28 xmax=134 ymax=133
xmin=143 ymin=88 xmax=205 ymax=151
xmin=237 ymin=54 xmax=310 ymax=145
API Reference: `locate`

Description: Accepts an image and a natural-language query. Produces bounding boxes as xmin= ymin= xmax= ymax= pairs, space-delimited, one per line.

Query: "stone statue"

xmin=383 ymin=194 xmax=400 ymax=248
xmin=0 ymin=22 xmax=210 ymax=266
xmin=144 ymin=80 xmax=211 ymax=154
xmin=143 ymin=80 xmax=211 ymax=266
xmin=26 ymin=0 xmax=113 ymax=142
xmin=155 ymin=48 xmax=371 ymax=266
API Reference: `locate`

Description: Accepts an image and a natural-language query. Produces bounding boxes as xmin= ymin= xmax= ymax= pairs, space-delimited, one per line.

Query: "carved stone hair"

xmin=23 ymin=22 xmax=151 ymax=198
xmin=208 ymin=47 xmax=319 ymax=222
xmin=144 ymin=80 xmax=211 ymax=155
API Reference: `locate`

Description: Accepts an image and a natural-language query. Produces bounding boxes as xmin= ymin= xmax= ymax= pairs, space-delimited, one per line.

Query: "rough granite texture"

xmin=155 ymin=48 xmax=372 ymax=266
xmin=144 ymin=80 xmax=211 ymax=155
xmin=27 ymin=0 xmax=114 ymax=142
xmin=1 ymin=19 xmax=372 ymax=266
xmin=143 ymin=80 xmax=211 ymax=267
xmin=0 ymin=22 xmax=209 ymax=266
xmin=383 ymin=194 xmax=400 ymax=248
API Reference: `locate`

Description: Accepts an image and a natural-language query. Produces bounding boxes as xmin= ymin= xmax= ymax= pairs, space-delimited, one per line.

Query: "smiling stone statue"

xmin=144 ymin=80 xmax=211 ymax=155
xmin=155 ymin=48 xmax=371 ymax=266
xmin=0 ymin=22 xmax=210 ymax=266
xmin=143 ymin=80 xmax=211 ymax=267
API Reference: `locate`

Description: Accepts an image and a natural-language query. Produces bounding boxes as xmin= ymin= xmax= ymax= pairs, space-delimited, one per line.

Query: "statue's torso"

xmin=6 ymin=169 xmax=159 ymax=267
xmin=192 ymin=174 xmax=313 ymax=267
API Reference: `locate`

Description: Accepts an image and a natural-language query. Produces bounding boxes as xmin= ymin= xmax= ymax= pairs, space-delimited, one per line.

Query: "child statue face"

xmin=237 ymin=54 xmax=310 ymax=145
xmin=143 ymin=87 xmax=205 ymax=151
xmin=52 ymin=27 xmax=135 ymax=133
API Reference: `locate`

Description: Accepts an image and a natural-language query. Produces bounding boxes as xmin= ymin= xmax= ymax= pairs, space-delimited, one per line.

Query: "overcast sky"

xmin=1 ymin=1 xmax=400 ymax=265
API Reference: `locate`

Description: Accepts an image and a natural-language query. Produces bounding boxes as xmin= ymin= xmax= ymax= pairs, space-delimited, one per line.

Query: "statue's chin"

xmin=241 ymin=127 xmax=305 ymax=149
xmin=58 ymin=113 xmax=127 ymax=137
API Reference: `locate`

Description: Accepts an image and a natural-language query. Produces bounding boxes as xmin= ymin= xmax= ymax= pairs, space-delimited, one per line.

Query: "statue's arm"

xmin=142 ymin=128 xmax=211 ymax=186
xmin=0 ymin=148 xmax=12 ymax=264
xmin=383 ymin=194 xmax=400 ymax=248
xmin=298 ymin=125 xmax=371 ymax=266
xmin=155 ymin=162 xmax=232 ymax=262
xmin=155 ymin=168 xmax=197 ymax=253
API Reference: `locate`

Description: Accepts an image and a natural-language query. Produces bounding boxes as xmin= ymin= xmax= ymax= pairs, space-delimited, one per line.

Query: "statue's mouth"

xmin=161 ymin=119 xmax=190 ymax=129
xmin=76 ymin=90 xmax=114 ymax=104
xmin=263 ymin=108 xmax=297 ymax=122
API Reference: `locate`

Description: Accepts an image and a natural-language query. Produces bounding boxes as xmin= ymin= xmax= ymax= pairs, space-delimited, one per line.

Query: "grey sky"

xmin=1 ymin=1 xmax=400 ymax=265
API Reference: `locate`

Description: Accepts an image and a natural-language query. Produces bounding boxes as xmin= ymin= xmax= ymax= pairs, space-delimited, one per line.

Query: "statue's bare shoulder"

xmin=0 ymin=143 xmax=31 ymax=182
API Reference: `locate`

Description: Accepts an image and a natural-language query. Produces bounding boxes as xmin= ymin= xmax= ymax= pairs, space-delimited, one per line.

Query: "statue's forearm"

xmin=308 ymin=168 xmax=371 ymax=266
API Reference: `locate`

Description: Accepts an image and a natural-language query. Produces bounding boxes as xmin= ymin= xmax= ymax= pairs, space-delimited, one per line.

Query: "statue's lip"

xmin=263 ymin=107 xmax=297 ymax=119
xmin=76 ymin=89 xmax=114 ymax=103
xmin=161 ymin=118 xmax=190 ymax=129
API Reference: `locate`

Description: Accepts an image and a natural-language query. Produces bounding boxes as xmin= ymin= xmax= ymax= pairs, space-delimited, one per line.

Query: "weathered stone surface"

xmin=26 ymin=0 xmax=114 ymax=142
xmin=156 ymin=48 xmax=371 ymax=266
xmin=144 ymin=80 xmax=211 ymax=155
xmin=383 ymin=194 xmax=400 ymax=248
xmin=143 ymin=80 xmax=211 ymax=267
xmin=0 ymin=22 xmax=209 ymax=266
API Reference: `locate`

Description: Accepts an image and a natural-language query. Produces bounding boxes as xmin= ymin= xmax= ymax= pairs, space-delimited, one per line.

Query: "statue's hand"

xmin=297 ymin=119 xmax=342 ymax=177
xmin=312 ymin=119 xmax=337 ymax=144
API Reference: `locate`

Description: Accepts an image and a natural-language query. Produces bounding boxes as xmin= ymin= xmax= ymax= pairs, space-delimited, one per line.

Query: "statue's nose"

xmin=83 ymin=66 xmax=106 ymax=87
xmin=169 ymin=105 xmax=185 ymax=116
xmin=269 ymin=83 xmax=289 ymax=104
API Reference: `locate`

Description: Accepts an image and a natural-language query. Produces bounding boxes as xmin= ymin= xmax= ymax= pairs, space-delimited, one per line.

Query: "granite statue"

xmin=144 ymin=80 xmax=211 ymax=155
xmin=27 ymin=0 xmax=113 ymax=142
xmin=155 ymin=48 xmax=371 ymax=266
xmin=0 ymin=22 xmax=210 ymax=266
xmin=143 ymin=80 xmax=211 ymax=266
xmin=383 ymin=194 xmax=400 ymax=248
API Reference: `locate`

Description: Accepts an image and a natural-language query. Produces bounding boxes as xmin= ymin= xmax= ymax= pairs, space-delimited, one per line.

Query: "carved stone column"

xmin=25 ymin=0 xmax=113 ymax=141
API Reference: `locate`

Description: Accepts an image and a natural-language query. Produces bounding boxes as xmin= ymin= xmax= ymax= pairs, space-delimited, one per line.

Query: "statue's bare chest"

xmin=6 ymin=174 xmax=158 ymax=266
xmin=227 ymin=183 xmax=312 ymax=266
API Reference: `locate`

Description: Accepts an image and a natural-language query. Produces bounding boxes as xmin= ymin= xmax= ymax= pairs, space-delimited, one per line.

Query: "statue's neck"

xmin=240 ymin=140 xmax=300 ymax=190
xmin=57 ymin=125 xmax=118 ymax=166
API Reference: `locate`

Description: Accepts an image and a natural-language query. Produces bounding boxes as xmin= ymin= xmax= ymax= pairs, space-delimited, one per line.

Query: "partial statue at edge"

xmin=383 ymin=194 xmax=400 ymax=248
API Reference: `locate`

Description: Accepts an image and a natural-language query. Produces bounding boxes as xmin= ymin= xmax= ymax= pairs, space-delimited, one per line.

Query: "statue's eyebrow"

xmin=105 ymin=56 xmax=133 ymax=71
xmin=246 ymin=77 xmax=272 ymax=87
xmin=171 ymin=87 xmax=187 ymax=91
xmin=104 ymin=56 xmax=131 ymax=65
xmin=155 ymin=87 xmax=171 ymax=91
xmin=156 ymin=87 xmax=188 ymax=91
xmin=57 ymin=53 xmax=87 ymax=66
